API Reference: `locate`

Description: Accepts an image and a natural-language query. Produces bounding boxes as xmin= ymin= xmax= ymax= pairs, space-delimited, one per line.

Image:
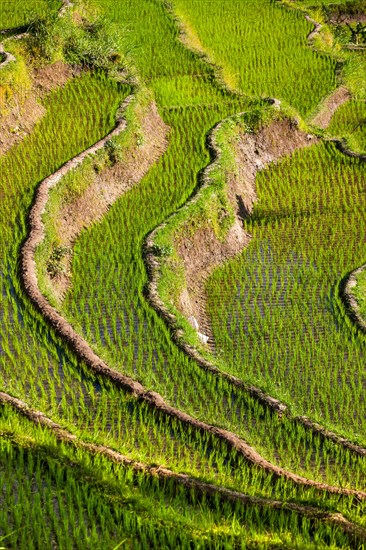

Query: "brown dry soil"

xmin=49 ymin=101 xmax=169 ymax=301
xmin=1 ymin=391 xmax=365 ymax=545
xmin=33 ymin=61 xmax=75 ymax=94
xmin=311 ymin=86 xmax=351 ymax=129
xmin=0 ymin=61 xmax=74 ymax=156
xmin=0 ymin=97 xmax=45 ymax=156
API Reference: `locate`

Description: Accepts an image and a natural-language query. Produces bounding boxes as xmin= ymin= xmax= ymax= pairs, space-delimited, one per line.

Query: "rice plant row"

xmin=206 ymin=140 xmax=366 ymax=441
xmin=327 ymin=98 xmax=366 ymax=153
xmin=1 ymin=66 xmax=357 ymax=530
xmin=171 ymin=0 xmax=337 ymax=117
xmin=0 ymin=397 xmax=364 ymax=549
xmin=3 ymin=399 xmax=361 ymax=550
xmin=0 ymin=39 xmax=359 ymax=536
xmin=1 ymin=0 xmax=366 ymax=546
xmin=50 ymin=0 xmax=366 ymax=491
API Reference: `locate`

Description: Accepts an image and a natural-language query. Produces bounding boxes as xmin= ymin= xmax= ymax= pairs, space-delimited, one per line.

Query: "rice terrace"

xmin=1 ymin=0 xmax=366 ymax=547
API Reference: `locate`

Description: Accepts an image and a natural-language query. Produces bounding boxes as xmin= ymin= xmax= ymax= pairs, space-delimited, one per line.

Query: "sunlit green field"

xmin=207 ymin=142 xmax=366 ymax=435
xmin=0 ymin=0 xmax=61 ymax=30
xmin=172 ymin=0 xmax=337 ymax=116
xmin=328 ymin=99 xmax=366 ymax=152
xmin=1 ymin=0 xmax=366 ymax=547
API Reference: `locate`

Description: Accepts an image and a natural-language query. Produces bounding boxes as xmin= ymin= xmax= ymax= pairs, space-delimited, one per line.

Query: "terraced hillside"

xmin=1 ymin=0 xmax=366 ymax=548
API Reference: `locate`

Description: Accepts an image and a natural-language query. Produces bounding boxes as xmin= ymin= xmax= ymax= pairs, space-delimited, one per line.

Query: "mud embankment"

xmin=177 ymin=118 xmax=314 ymax=341
xmin=145 ymin=116 xmax=314 ymax=408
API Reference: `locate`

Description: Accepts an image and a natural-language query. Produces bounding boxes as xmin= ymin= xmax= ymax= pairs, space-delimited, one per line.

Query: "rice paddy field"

xmin=0 ymin=0 xmax=61 ymax=30
xmin=328 ymin=99 xmax=366 ymax=152
xmin=1 ymin=0 xmax=366 ymax=548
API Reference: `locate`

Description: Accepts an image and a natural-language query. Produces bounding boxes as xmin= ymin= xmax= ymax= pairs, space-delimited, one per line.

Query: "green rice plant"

xmin=327 ymin=99 xmax=366 ymax=152
xmin=2 ymin=47 xmax=362 ymax=523
xmin=49 ymin=0 xmax=366 ymax=492
xmin=206 ymin=140 xmax=366 ymax=442
xmin=0 ymin=70 xmax=175 ymax=470
xmin=0 ymin=41 xmax=32 ymax=113
xmin=0 ymin=401 xmax=362 ymax=549
xmin=0 ymin=0 xmax=61 ymax=31
xmin=94 ymin=0 xmax=212 ymax=83
xmin=2 ymin=0 xmax=366 ymax=545
xmin=171 ymin=0 xmax=337 ymax=117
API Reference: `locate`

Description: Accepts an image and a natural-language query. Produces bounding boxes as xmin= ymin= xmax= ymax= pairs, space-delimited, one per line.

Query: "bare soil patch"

xmin=0 ymin=96 xmax=45 ymax=155
xmin=33 ymin=61 xmax=75 ymax=94
xmin=177 ymin=220 xmax=250 ymax=337
xmin=311 ymin=86 xmax=351 ymax=129
xmin=0 ymin=61 xmax=75 ymax=156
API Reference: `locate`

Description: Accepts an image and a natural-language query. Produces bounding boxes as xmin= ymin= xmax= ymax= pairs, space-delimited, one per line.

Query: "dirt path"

xmin=21 ymin=92 xmax=134 ymax=302
xmin=177 ymin=118 xmax=314 ymax=337
xmin=310 ymin=86 xmax=351 ymax=129
xmin=305 ymin=14 xmax=322 ymax=42
xmin=1 ymin=391 xmax=365 ymax=544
